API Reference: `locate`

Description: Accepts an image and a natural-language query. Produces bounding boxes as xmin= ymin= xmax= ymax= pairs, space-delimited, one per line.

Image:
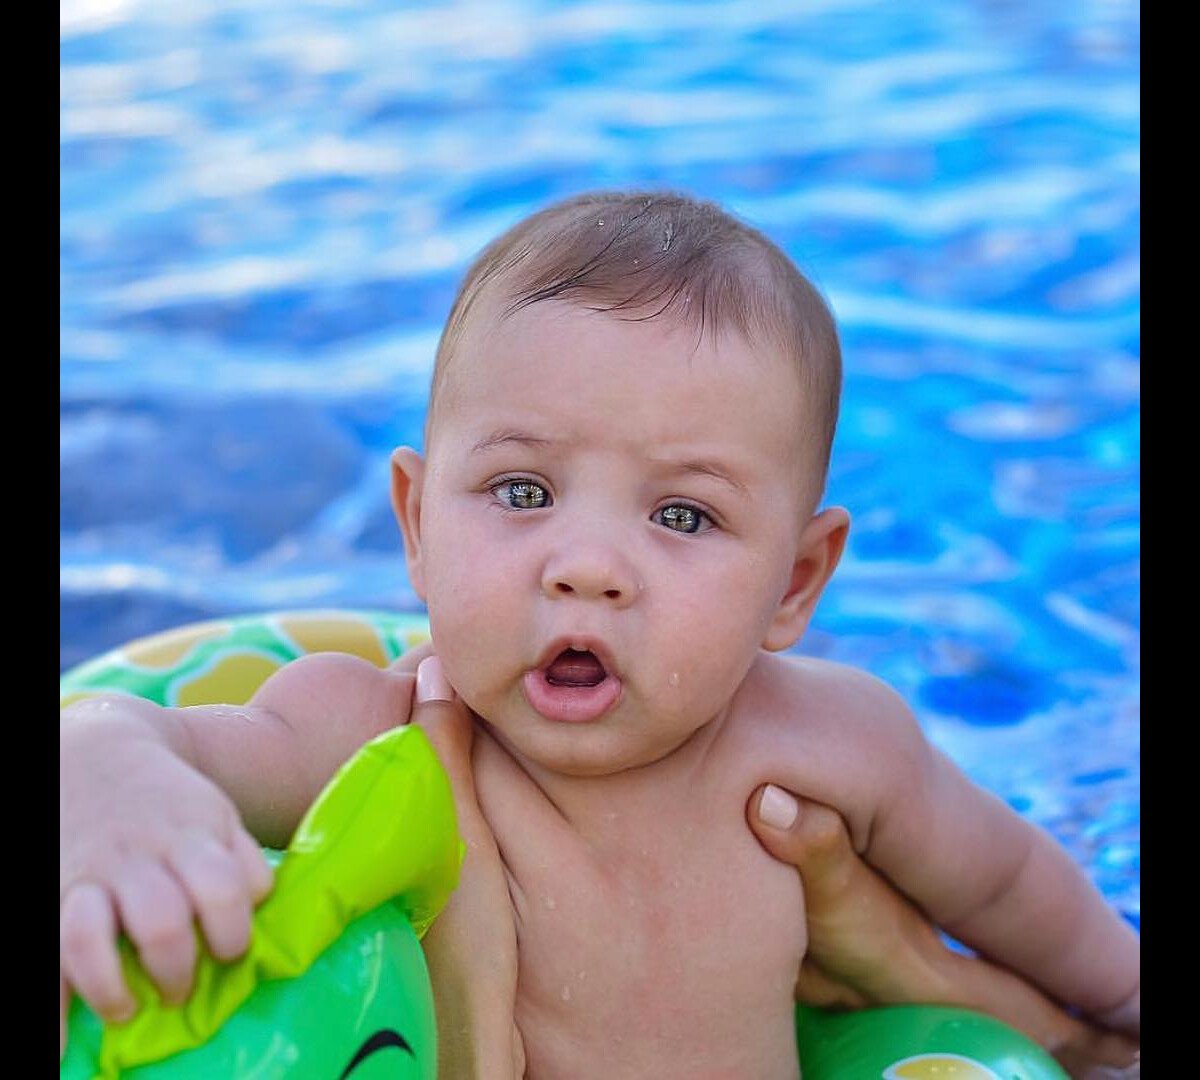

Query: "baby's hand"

xmin=60 ymin=700 xmax=273 ymax=1056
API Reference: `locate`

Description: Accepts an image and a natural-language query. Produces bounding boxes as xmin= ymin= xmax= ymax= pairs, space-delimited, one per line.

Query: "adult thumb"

xmin=746 ymin=785 xmax=857 ymax=899
xmin=411 ymin=655 xmax=476 ymax=796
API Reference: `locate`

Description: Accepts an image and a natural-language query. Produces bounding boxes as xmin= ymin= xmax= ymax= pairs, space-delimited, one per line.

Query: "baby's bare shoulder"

xmin=725 ymin=653 xmax=930 ymax=847
xmin=248 ymin=650 xmax=417 ymax=771
xmin=737 ymin=651 xmax=917 ymax=736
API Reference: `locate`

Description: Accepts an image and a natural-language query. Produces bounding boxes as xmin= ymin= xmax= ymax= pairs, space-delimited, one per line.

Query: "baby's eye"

xmin=492 ymin=479 xmax=550 ymax=510
xmin=654 ymin=504 xmax=710 ymax=534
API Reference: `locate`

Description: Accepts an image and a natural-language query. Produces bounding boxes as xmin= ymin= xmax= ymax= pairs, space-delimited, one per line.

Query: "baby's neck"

xmin=478 ymin=705 xmax=732 ymax=847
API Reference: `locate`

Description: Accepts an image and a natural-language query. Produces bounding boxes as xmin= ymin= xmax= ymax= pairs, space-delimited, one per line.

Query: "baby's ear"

xmin=761 ymin=507 xmax=850 ymax=652
xmin=390 ymin=447 xmax=427 ymax=601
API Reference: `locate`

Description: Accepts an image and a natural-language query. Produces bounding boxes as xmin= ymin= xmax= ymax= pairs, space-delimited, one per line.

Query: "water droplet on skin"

xmin=560 ymin=985 xmax=572 ymax=1002
xmin=597 ymin=219 xmax=604 ymax=226
xmin=668 ymin=672 xmax=680 ymax=688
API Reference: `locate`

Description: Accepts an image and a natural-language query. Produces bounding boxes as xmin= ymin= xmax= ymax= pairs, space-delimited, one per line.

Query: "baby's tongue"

xmin=546 ymin=649 xmax=606 ymax=687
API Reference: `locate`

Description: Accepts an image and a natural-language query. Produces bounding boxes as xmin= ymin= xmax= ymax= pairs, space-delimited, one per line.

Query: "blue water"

xmin=60 ymin=1 xmax=1139 ymax=922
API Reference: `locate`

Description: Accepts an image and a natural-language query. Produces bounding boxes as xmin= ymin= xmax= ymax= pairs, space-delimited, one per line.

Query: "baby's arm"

xmin=60 ymin=651 xmax=417 ymax=1041
xmin=763 ymin=659 xmax=1139 ymax=1037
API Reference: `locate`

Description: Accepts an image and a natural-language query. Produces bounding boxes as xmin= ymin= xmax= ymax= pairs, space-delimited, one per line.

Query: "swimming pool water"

xmin=60 ymin=0 xmax=1139 ymax=923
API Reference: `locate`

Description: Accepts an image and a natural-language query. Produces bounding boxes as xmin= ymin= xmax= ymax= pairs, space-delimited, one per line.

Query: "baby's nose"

xmin=540 ymin=545 xmax=639 ymax=606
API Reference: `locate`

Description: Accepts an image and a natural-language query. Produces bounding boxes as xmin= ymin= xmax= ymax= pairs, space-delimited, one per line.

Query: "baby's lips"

xmin=522 ymin=666 xmax=623 ymax=724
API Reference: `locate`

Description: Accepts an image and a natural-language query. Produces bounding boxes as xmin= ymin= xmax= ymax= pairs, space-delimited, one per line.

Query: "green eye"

xmin=656 ymin=504 xmax=705 ymax=533
xmin=496 ymin=480 xmax=549 ymax=509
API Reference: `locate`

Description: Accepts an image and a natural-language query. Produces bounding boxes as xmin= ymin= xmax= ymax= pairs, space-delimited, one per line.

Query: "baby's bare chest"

xmin=490 ymin=781 xmax=807 ymax=1077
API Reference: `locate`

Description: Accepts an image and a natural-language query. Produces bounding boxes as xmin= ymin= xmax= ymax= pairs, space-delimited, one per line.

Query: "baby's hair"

xmin=429 ymin=190 xmax=842 ymax=481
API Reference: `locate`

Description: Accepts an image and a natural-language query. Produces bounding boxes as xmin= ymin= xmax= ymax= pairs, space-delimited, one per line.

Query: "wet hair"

xmin=428 ymin=190 xmax=842 ymax=481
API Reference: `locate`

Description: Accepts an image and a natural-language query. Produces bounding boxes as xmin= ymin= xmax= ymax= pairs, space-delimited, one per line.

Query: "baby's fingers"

xmin=166 ymin=832 xmax=255 ymax=962
xmin=111 ymin=856 xmax=197 ymax=1006
xmin=60 ymin=882 xmax=136 ymax=1023
xmin=230 ymin=827 xmax=274 ymax=904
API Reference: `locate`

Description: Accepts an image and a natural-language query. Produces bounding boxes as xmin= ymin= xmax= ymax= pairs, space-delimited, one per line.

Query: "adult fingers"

xmin=109 ymin=856 xmax=197 ymax=1006
xmin=60 ymin=881 xmax=136 ymax=1023
xmin=165 ymin=832 xmax=255 ymax=963
xmin=750 ymin=783 xmax=962 ymax=1009
xmin=748 ymin=786 xmax=907 ymax=1008
xmin=793 ymin=963 xmax=870 ymax=1009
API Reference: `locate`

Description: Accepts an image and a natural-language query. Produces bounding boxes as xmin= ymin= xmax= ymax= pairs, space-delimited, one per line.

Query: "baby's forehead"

xmin=430 ymin=297 xmax=821 ymax=483
xmin=454 ymin=290 xmax=796 ymax=378
xmin=440 ymin=303 xmax=801 ymax=436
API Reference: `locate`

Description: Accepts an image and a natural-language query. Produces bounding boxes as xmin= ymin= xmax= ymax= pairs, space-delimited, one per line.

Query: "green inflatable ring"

xmin=60 ymin=609 xmax=1068 ymax=1079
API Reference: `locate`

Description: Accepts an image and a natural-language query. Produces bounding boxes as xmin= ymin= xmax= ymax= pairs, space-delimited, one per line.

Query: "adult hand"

xmin=746 ymin=785 xmax=1139 ymax=1079
xmin=403 ymin=654 xmax=525 ymax=1080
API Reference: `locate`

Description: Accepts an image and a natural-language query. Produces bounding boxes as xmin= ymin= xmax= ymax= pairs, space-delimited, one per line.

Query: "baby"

xmin=60 ymin=192 xmax=1139 ymax=1077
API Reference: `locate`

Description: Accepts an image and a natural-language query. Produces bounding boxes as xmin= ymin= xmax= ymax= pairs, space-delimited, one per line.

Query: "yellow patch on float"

xmin=120 ymin=621 xmax=230 ymax=669
xmin=175 ymin=654 xmax=284 ymax=706
xmin=280 ymin=615 xmax=389 ymax=668
xmin=60 ymin=689 xmax=100 ymax=710
xmin=402 ymin=626 xmax=433 ymax=651
xmin=883 ymin=1054 xmax=1002 ymax=1079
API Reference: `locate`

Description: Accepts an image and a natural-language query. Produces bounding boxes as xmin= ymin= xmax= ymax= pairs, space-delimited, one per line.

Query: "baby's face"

xmin=400 ymin=298 xmax=817 ymax=778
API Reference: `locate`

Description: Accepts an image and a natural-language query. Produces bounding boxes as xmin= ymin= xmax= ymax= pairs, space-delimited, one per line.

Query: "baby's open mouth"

xmin=544 ymin=648 xmax=608 ymax=688
xmin=523 ymin=644 xmax=623 ymax=723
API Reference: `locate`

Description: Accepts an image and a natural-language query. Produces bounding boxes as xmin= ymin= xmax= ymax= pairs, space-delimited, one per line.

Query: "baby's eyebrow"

xmin=470 ymin=429 xmax=556 ymax=454
xmin=659 ymin=458 xmax=750 ymax=497
xmin=469 ymin=432 xmax=749 ymax=495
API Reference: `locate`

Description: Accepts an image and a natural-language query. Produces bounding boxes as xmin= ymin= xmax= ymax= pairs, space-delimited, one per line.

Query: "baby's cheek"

xmin=427 ymin=601 xmax=518 ymax=712
xmin=657 ymin=628 xmax=761 ymax=714
xmin=425 ymin=536 xmax=529 ymax=625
